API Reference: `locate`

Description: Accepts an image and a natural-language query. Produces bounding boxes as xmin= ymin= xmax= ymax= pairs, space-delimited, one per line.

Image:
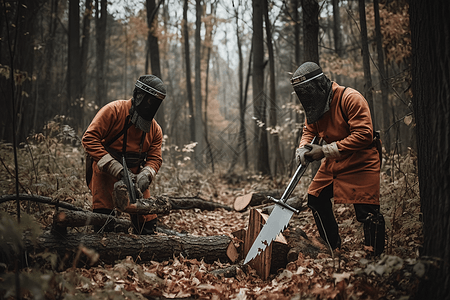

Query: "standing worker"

xmin=292 ymin=62 xmax=385 ymax=256
xmin=82 ymin=75 xmax=165 ymax=235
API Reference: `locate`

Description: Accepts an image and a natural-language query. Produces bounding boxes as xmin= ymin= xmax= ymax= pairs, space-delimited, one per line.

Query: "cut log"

xmin=234 ymin=190 xmax=285 ymax=212
xmin=242 ymin=209 xmax=288 ymax=280
xmin=24 ymin=231 xmax=236 ymax=266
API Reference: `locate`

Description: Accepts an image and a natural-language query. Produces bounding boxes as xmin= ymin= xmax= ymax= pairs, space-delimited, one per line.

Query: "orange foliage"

xmin=366 ymin=3 xmax=411 ymax=66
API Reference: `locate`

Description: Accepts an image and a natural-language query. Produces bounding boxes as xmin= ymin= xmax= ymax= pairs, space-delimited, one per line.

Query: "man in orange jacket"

xmin=292 ymin=62 xmax=385 ymax=256
xmin=82 ymin=75 xmax=165 ymax=235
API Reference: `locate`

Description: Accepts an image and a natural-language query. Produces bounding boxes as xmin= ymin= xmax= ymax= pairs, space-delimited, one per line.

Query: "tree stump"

xmin=241 ymin=208 xmax=288 ymax=280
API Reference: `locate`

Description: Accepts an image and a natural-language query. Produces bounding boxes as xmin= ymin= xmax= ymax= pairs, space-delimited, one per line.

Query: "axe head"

xmin=243 ymin=205 xmax=294 ymax=264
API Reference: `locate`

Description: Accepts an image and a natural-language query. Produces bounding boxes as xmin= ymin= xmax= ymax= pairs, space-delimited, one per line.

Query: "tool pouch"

xmin=373 ymin=131 xmax=383 ymax=168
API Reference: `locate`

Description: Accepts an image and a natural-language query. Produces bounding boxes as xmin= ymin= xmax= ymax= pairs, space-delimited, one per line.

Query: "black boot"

xmin=308 ymin=186 xmax=341 ymax=251
xmin=93 ymin=208 xmax=116 ymax=233
xmin=355 ymin=204 xmax=385 ymax=256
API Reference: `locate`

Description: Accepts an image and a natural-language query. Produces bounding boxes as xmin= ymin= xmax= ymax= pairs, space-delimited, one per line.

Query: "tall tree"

xmin=301 ymin=0 xmax=319 ymax=63
xmin=146 ymin=0 xmax=165 ymax=130
xmin=42 ymin=0 xmax=61 ymax=128
xmin=301 ymin=0 xmax=320 ymax=176
xmin=410 ymin=1 xmax=450 ymax=299
xmin=80 ymin=0 xmax=93 ymax=123
xmin=252 ymin=0 xmax=270 ymax=175
xmin=183 ymin=0 xmax=195 ymax=144
xmin=331 ymin=0 xmax=343 ymax=57
xmin=95 ymin=0 xmax=107 ymax=107
xmin=373 ymin=0 xmax=390 ymax=152
xmin=228 ymin=6 xmax=249 ymax=173
xmin=0 ymin=1 xmax=40 ymax=142
xmin=358 ymin=0 xmax=375 ymax=128
xmin=68 ymin=0 xmax=82 ymax=132
xmin=194 ymin=0 xmax=203 ymax=164
xmin=203 ymin=0 xmax=217 ymax=172
xmin=263 ymin=0 xmax=284 ymax=175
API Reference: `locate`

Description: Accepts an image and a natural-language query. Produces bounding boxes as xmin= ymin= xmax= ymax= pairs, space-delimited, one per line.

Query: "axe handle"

xmin=279 ymin=136 xmax=318 ymax=203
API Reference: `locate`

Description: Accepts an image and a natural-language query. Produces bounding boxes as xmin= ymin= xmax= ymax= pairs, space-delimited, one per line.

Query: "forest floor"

xmin=0 ymin=124 xmax=423 ymax=299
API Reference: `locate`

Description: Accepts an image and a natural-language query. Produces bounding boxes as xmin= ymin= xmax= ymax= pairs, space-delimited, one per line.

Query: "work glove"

xmin=97 ymin=154 xmax=123 ymax=179
xmin=136 ymin=166 xmax=156 ymax=192
xmin=305 ymin=144 xmax=325 ymax=161
xmin=295 ymin=146 xmax=311 ymax=165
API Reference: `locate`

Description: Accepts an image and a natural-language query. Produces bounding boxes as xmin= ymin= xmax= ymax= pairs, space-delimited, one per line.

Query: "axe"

xmin=244 ymin=136 xmax=318 ymax=264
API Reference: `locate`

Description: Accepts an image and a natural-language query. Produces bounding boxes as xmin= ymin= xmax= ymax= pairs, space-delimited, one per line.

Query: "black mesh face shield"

xmin=291 ymin=63 xmax=332 ymax=124
xmin=130 ymin=75 xmax=166 ymax=132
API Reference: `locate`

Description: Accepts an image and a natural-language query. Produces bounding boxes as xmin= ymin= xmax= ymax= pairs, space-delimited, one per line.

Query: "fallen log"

xmin=284 ymin=227 xmax=324 ymax=261
xmin=233 ymin=190 xmax=284 ymax=212
xmin=52 ymin=208 xmax=131 ymax=234
xmin=1 ymin=194 xmax=233 ymax=215
xmin=24 ymin=231 xmax=237 ymax=266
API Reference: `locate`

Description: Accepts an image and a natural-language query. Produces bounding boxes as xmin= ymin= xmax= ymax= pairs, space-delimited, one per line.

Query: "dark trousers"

xmin=307 ymin=184 xmax=385 ymax=255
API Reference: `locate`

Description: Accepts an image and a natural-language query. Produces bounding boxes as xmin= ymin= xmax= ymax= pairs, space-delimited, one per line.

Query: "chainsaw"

xmin=244 ymin=136 xmax=318 ymax=264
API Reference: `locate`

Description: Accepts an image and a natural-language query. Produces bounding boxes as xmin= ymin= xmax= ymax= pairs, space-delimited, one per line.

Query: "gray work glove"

xmin=295 ymin=145 xmax=313 ymax=165
xmin=97 ymin=154 xmax=123 ymax=179
xmin=136 ymin=166 xmax=156 ymax=192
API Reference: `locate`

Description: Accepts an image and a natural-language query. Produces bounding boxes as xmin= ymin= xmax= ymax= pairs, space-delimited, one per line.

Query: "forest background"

xmin=1 ymin=0 xmax=449 ymax=299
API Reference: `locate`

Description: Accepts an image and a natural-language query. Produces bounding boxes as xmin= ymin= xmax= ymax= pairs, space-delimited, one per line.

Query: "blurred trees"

xmin=0 ymin=0 xmax=413 ymax=177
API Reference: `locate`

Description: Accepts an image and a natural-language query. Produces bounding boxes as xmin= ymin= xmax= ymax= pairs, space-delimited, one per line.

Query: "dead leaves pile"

xmin=0 ymin=136 xmax=424 ymax=299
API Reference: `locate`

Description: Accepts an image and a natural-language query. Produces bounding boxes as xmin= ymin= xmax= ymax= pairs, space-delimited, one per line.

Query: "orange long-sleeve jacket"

xmin=82 ymin=99 xmax=163 ymax=219
xmin=300 ymin=82 xmax=380 ymax=205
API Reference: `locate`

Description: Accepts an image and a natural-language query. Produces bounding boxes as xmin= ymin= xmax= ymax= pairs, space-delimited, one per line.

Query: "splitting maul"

xmin=243 ymin=136 xmax=317 ymax=264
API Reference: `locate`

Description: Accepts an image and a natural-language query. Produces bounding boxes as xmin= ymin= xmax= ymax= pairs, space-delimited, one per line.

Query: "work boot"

xmin=308 ymin=190 xmax=341 ymax=251
xmin=363 ymin=212 xmax=385 ymax=256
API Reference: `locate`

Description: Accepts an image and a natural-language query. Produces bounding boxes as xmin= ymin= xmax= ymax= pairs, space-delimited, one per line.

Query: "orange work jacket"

xmin=82 ymin=99 xmax=163 ymax=220
xmin=300 ymin=82 xmax=380 ymax=205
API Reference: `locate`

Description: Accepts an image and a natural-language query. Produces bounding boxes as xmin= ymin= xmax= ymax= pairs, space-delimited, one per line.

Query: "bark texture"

xmin=410 ymin=1 xmax=450 ymax=299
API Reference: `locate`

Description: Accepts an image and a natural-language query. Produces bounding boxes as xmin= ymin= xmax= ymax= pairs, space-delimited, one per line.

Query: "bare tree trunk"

xmin=301 ymin=0 xmax=320 ymax=177
xmin=81 ymin=0 xmax=93 ymax=127
xmin=95 ymin=0 xmax=107 ymax=107
xmin=263 ymin=0 xmax=284 ymax=176
xmin=194 ymin=0 xmax=203 ymax=166
xmin=42 ymin=0 xmax=60 ymax=127
xmin=301 ymin=0 xmax=319 ymax=64
xmin=146 ymin=0 xmax=165 ymax=131
xmin=291 ymin=0 xmax=303 ymax=176
xmin=332 ymin=0 xmax=343 ymax=57
xmin=410 ymin=1 xmax=450 ymax=299
xmin=252 ymin=0 xmax=270 ymax=175
xmin=183 ymin=0 xmax=196 ymax=144
xmin=228 ymin=7 xmax=249 ymax=173
xmin=203 ymin=1 xmax=217 ymax=173
xmin=358 ymin=0 xmax=375 ymax=128
xmin=373 ymin=0 xmax=390 ymax=153
xmin=68 ymin=0 xmax=82 ymax=132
